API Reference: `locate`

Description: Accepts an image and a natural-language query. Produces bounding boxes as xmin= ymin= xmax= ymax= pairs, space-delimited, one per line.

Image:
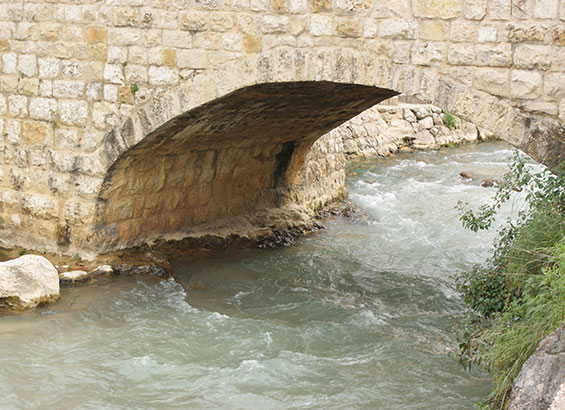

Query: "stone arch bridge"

xmin=0 ymin=0 xmax=563 ymax=256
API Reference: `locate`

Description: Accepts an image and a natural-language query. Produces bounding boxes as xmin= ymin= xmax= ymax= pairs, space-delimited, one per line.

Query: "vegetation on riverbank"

xmin=455 ymin=156 xmax=565 ymax=408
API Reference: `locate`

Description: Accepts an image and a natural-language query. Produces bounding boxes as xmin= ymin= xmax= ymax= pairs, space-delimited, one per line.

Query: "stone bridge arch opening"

xmin=92 ymin=81 xmax=397 ymax=252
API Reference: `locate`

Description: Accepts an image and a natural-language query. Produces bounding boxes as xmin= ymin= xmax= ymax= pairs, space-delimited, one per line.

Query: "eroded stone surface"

xmin=508 ymin=326 xmax=565 ymax=410
xmin=0 ymin=255 xmax=60 ymax=309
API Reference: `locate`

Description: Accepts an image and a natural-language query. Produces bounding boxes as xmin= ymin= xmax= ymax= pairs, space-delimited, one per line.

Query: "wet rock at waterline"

xmin=508 ymin=326 xmax=565 ymax=410
xmin=111 ymin=263 xmax=170 ymax=277
xmin=59 ymin=265 xmax=114 ymax=284
xmin=59 ymin=270 xmax=89 ymax=284
xmin=0 ymin=255 xmax=60 ymax=310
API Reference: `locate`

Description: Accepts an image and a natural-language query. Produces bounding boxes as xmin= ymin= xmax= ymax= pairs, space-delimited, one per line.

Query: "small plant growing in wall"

xmin=130 ymin=83 xmax=139 ymax=96
xmin=443 ymin=112 xmax=456 ymax=129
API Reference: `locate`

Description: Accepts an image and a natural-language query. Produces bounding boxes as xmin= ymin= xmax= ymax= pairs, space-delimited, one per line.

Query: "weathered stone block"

xmin=39 ymin=24 xmax=61 ymax=42
xmin=18 ymin=54 xmax=36 ymax=77
xmin=222 ymin=33 xmax=244 ymax=50
xmin=148 ymin=66 xmax=178 ymax=85
xmin=378 ymin=19 xmax=418 ymax=39
xmin=262 ymin=15 xmax=289 ymax=33
xmin=58 ymin=99 xmax=89 ymax=126
xmin=334 ymin=0 xmax=373 ymax=15
xmin=163 ymin=30 xmax=193 ymax=48
xmin=104 ymin=84 xmax=118 ymax=102
xmin=477 ymin=26 xmax=497 ymax=42
xmin=107 ymin=47 xmax=128 ymax=64
xmin=53 ymin=80 xmax=84 ymax=98
xmin=514 ymin=44 xmax=551 ymax=69
xmin=103 ymin=64 xmax=124 ymax=84
xmin=533 ymin=0 xmax=558 ymax=18
xmin=8 ymin=95 xmax=27 ymax=117
xmin=544 ymin=72 xmax=565 ymax=100
xmin=475 ymin=44 xmax=512 ymax=66
xmin=512 ymin=0 xmax=532 ymax=18
xmin=38 ymin=57 xmax=59 ymax=79
xmin=180 ymin=12 xmax=208 ymax=31
xmin=83 ymin=26 xmax=106 ymax=44
xmin=411 ymin=41 xmax=445 ymax=65
xmin=5 ymin=120 xmax=21 ymax=144
xmin=413 ymin=0 xmax=461 ymax=18
xmin=489 ymin=0 xmax=511 ymax=19
xmin=2 ymin=53 xmax=18 ymax=74
xmin=62 ymin=60 xmax=82 ymax=79
xmin=511 ymin=69 xmax=542 ymax=98
xmin=392 ymin=41 xmax=412 ymax=63
xmin=29 ymin=97 xmax=56 ymax=120
xmin=22 ymin=195 xmax=58 ymax=219
xmin=474 ymin=67 xmax=510 ymax=96
xmin=289 ymin=0 xmax=308 ymax=13
xmin=55 ymin=128 xmax=81 ymax=149
xmin=177 ymin=49 xmax=208 ymax=69
xmin=17 ymin=78 xmax=39 ymax=96
xmin=310 ymin=15 xmax=332 ymax=36
xmin=125 ymin=64 xmax=148 ymax=83
xmin=464 ymin=0 xmax=487 ymax=19
xmin=448 ymin=43 xmax=476 ymax=65
xmin=335 ymin=18 xmax=362 ymax=37
xmin=109 ymin=28 xmax=142 ymax=45
xmin=506 ymin=23 xmax=548 ymax=42
xmin=419 ymin=21 xmax=447 ymax=40
xmin=112 ymin=8 xmax=139 ymax=27
xmin=23 ymin=120 xmax=52 ymax=145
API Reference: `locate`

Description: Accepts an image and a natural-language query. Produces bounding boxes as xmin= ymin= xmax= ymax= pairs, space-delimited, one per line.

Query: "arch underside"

xmin=94 ymin=81 xmax=397 ymax=251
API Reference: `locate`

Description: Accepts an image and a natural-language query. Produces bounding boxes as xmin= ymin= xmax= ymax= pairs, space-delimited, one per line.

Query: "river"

xmin=0 ymin=142 xmax=532 ymax=409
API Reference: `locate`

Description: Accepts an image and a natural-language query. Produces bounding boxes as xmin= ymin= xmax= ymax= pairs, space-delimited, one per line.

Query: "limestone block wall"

xmin=0 ymin=0 xmax=563 ymax=255
xmin=334 ymin=102 xmax=488 ymax=159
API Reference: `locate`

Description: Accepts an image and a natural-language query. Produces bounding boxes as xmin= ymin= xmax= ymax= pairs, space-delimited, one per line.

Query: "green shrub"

xmin=455 ymin=156 xmax=565 ymax=408
xmin=443 ymin=112 xmax=456 ymax=129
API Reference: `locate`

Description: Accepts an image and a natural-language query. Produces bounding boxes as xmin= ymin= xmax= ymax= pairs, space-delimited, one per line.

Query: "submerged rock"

xmin=0 ymin=255 xmax=60 ymax=309
xmin=112 ymin=263 xmax=170 ymax=277
xmin=508 ymin=326 xmax=565 ymax=410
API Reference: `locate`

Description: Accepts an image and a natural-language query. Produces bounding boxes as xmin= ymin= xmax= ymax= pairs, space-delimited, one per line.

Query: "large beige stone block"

xmin=514 ymin=44 xmax=551 ymax=69
xmin=378 ymin=19 xmax=418 ymax=39
xmin=511 ymin=69 xmax=543 ymax=99
xmin=29 ymin=97 xmax=56 ymax=121
xmin=413 ymin=0 xmax=461 ymax=18
xmin=411 ymin=41 xmax=445 ymax=65
xmin=533 ymin=0 xmax=558 ymax=18
xmin=58 ymin=99 xmax=89 ymax=126
xmin=474 ymin=67 xmax=509 ymax=97
xmin=489 ymin=0 xmax=511 ymax=19
xmin=463 ymin=0 xmax=487 ymax=19
xmin=475 ymin=44 xmax=512 ymax=66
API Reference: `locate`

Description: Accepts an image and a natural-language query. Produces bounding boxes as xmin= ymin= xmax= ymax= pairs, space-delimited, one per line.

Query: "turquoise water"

xmin=0 ymin=142 xmax=532 ymax=409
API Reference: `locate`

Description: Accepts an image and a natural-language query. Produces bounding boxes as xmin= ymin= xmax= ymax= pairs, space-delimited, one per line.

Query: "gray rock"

xmin=508 ymin=326 xmax=565 ymax=410
xmin=0 ymin=255 xmax=60 ymax=309
xmin=413 ymin=106 xmax=430 ymax=120
xmin=403 ymin=108 xmax=417 ymax=123
xmin=418 ymin=116 xmax=434 ymax=130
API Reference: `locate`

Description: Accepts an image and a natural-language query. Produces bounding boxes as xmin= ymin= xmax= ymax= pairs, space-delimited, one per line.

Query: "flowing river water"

xmin=0 ymin=142 xmax=535 ymax=409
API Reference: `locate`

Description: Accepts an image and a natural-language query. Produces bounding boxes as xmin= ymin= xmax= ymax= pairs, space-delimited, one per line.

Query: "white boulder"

xmin=0 ymin=255 xmax=60 ymax=309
